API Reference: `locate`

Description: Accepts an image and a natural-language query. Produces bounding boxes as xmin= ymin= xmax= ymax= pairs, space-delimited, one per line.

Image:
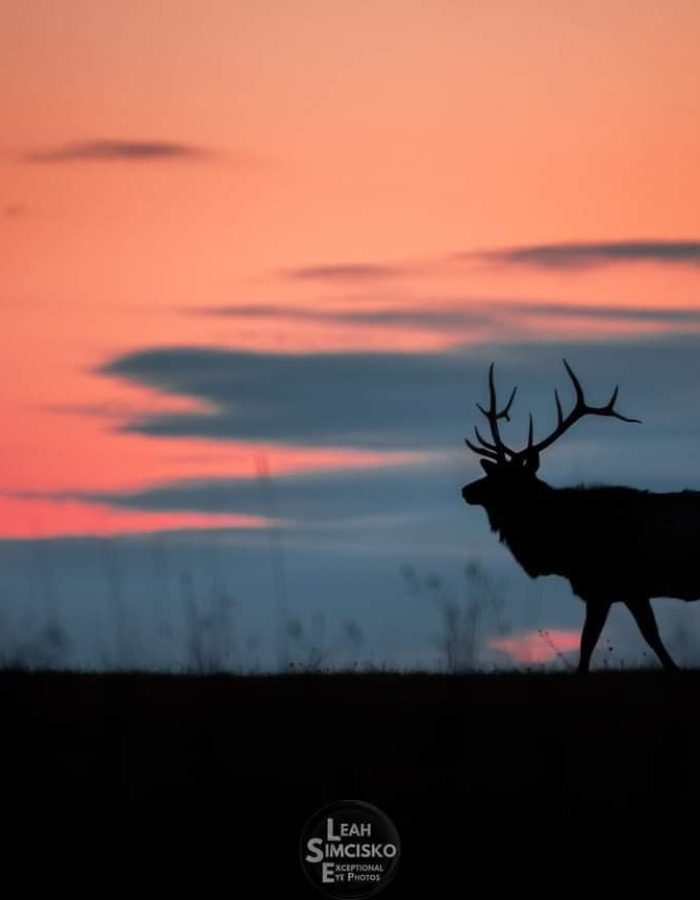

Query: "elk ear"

xmin=523 ymin=450 xmax=540 ymax=473
xmin=480 ymin=460 xmax=498 ymax=475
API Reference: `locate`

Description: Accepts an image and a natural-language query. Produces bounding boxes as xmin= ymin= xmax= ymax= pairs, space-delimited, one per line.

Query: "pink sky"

xmin=1 ymin=1 xmax=699 ymax=537
xmin=489 ymin=629 xmax=581 ymax=664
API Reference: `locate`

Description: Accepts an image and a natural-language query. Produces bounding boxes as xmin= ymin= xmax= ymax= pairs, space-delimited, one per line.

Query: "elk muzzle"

xmin=462 ymin=482 xmax=479 ymax=505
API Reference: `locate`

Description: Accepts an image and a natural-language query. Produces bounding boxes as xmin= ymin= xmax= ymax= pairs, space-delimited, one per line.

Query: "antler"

xmin=515 ymin=358 xmax=641 ymax=459
xmin=465 ymin=359 xmax=640 ymax=465
xmin=465 ymin=363 xmax=518 ymax=462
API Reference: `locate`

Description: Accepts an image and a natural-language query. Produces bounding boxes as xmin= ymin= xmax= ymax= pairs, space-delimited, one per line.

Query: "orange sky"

xmin=1 ymin=0 xmax=699 ymax=537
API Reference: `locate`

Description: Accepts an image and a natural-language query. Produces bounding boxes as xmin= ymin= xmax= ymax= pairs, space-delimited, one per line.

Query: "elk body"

xmin=462 ymin=360 xmax=700 ymax=673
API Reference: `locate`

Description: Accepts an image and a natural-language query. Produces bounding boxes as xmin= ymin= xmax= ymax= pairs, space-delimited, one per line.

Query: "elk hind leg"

xmin=578 ymin=601 xmax=611 ymax=674
xmin=625 ymin=599 xmax=678 ymax=671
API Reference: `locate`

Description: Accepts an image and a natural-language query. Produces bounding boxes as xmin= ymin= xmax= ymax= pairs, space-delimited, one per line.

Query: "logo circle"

xmin=299 ymin=800 xmax=401 ymax=898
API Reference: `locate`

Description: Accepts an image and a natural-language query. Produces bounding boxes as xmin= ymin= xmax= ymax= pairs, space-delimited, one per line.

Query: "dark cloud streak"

xmin=471 ymin=241 xmax=700 ymax=269
xmin=194 ymin=301 xmax=700 ymax=329
xmin=283 ymin=263 xmax=400 ymax=282
xmin=25 ymin=140 xmax=211 ymax=163
xmin=195 ymin=302 xmax=492 ymax=329
xmin=274 ymin=241 xmax=700 ymax=284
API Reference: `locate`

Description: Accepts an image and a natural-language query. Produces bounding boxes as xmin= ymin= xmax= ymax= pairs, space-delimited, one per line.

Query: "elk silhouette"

xmin=461 ymin=360 xmax=697 ymax=673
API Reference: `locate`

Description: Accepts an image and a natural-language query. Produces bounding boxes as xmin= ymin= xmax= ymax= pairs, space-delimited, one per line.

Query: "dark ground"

xmin=1 ymin=668 xmax=696 ymax=893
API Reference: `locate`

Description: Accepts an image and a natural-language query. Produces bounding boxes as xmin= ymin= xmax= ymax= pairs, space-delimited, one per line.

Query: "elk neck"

xmin=484 ymin=477 xmax=556 ymax=579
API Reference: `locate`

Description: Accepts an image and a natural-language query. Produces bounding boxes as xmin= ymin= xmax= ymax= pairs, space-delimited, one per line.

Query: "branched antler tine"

xmin=488 ymin=361 xmax=497 ymax=412
xmin=486 ymin=366 xmax=518 ymax=451
xmin=565 ymin=379 xmax=640 ymax=425
xmin=501 ymin=385 xmax=517 ymax=422
xmin=474 ymin=425 xmax=517 ymax=458
xmin=464 ymin=438 xmax=500 ymax=461
xmin=485 ymin=366 xmax=518 ymax=421
xmin=528 ymin=413 xmax=534 ymax=450
xmin=521 ymin=360 xmax=641 ymax=458
xmin=479 ymin=384 xmax=518 ymax=422
xmin=478 ymin=366 xmax=506 ymax=454
xmin=562 ymin=358 xmax=585 ymax=408
xmin=467 ymin=363 xmax=519 ymax=461
xmin=610 ymin=409 xmax=642 ymax=424
xmin=554 ymin=388 xmax=563 ymax=426
xmin=601 ymin=385 xmax=641 ymax=422
xmin=474 ymin=425 xmax=498 ymax=452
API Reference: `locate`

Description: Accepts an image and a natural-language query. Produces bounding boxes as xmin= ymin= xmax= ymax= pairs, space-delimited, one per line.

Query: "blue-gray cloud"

xmin=472 ymin=241 xmax=700 ymax=269
xmin=23 ymin=461 xmax=456 ymax=529
xmin=93 ymin=336 xmax=700 ymax=455
xmin=25 ymin=140 xmax=211 ymax=163
xmin=96 ymin=345 xmax=471 ymax=448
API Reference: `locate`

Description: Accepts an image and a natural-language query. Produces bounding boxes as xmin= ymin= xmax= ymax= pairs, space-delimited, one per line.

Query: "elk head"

xmin=461 ymin=360 xmax=640 ymax=512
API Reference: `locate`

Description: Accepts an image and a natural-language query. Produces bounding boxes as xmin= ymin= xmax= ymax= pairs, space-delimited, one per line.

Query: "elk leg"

xmin=625 ymin=599 xmax=678 ymax=671
xmin=578 ymin=601 xmax=611 ymax=673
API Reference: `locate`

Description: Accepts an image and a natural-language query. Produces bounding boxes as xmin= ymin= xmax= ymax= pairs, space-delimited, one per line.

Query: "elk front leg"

xmin=578 ymin=601 xmax=611 ymax=674
xmin=625 ymin=599 xmax=678 ymax=671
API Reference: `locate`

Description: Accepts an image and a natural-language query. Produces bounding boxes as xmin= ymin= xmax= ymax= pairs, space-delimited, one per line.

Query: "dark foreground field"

xmin=1 ymin=668 xmax=697 ymax=892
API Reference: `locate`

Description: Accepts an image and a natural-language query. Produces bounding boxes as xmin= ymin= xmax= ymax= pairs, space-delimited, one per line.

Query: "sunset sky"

xmin=2 ymin=1 xmax=700 ymax=670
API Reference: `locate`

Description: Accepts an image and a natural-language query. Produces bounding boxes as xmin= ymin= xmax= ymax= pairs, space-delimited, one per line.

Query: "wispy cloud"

xmin=195 ymin=300 xmax=700 ymax=329
xmin=273 ymin=240 xmax=700 ymax=284
xmin=470 ymin=240 xmax=700 ymax=270
xmin=25 ymin=140 xmax=211 ymax=163
xmin=507 ymin=302 xmax=700 ymax=323
xmin=3 ymin=204 xmax=26 ymax=217
xmin=283 ymin=263 xmax=400 ymax=282
xmin=195 ymin=302 xmax=492 ymax=329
